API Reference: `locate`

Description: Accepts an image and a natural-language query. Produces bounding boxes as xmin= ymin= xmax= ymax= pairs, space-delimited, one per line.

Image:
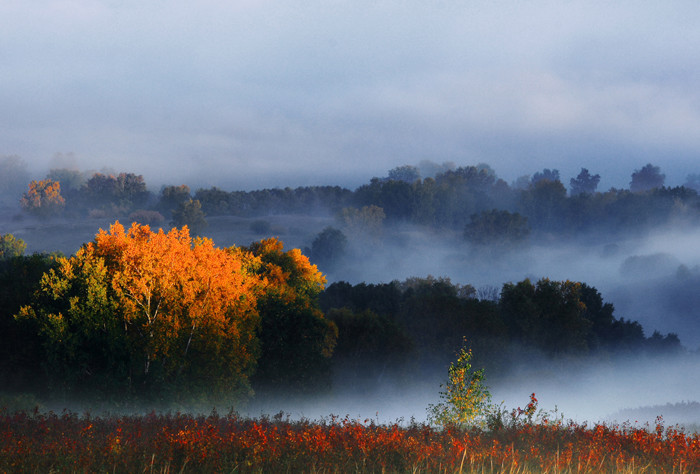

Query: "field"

xmin=1 ymin=408 xmax=698 ymax=473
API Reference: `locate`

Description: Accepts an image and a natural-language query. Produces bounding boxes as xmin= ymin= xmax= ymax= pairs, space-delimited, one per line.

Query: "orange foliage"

xmin=88 ymin=222 xmax=263 ymax=380
xmin=243 ymin=237 xmax=326 ymax=304
xmin=20 ymin=179 xmax=65 ymax=216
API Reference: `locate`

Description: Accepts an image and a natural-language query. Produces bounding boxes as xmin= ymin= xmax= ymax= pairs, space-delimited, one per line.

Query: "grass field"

xmin=1 ymin=408 xmax=698 ymax=473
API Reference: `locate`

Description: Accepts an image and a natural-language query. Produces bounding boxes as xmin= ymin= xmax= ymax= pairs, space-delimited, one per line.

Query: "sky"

xmin=2 ymin=1 xmax=700 ymax=191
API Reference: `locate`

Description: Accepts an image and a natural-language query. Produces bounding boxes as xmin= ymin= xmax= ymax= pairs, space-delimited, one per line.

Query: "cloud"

xmin=1 ymin=1 xmax=700 ymax=189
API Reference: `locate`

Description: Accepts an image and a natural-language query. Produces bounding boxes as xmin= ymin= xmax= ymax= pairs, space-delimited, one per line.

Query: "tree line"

xmin=0 ymin=229 xmax=682 ymax=406
xmin=7 ymin=157 xmax=700 ymax=246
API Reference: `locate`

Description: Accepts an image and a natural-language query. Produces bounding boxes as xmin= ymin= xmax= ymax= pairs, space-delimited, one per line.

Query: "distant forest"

xmin=0 ymin=157 xmax=695 ymax=407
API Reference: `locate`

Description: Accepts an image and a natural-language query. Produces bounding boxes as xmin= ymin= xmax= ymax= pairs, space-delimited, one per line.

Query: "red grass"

xmin=1 ymin=408 xmax=698 ymax=472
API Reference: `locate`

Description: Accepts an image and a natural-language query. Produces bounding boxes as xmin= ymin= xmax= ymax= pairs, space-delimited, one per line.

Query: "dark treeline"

xmin=320 ymin=276 xmax=682 ymax=391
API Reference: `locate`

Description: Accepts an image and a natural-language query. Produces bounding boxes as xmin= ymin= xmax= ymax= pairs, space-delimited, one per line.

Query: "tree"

xmin=569 ymin=168 xmax=601 ymax=195
xmin=387 ymin=165 xmax=420 ymax=183
xmin=159 ymin=184 xmax=191 ymax=212
xmin=464 ymin=209 xmax=530 ymax=247
xmin=0 ymin=234 xmax=27 ymax=260
xmin=82 ymin=172 xmax=149 ymax=211
xmin=630 ymin=164 xmax=665 ymax=192
xmin=47 ymin=168 xmax=85 ymax=191
xmin=17 ymin=222 xmax=264 ymax=401
xmin=171 ymin=199 xmax=207 ymax=235
xmin=241 ymin=238 xmax=337 ymax=395
xmin=531 ymin=168 xmax=560 ymax=184
xmin=0 ymin=253 xmax=58 ymax=393
xmin=309 ymin=227 xmax=347 ymax=270
xmin=499 ymin=278 xmax=592 ymax=354
xmin=519 ymin=179 xmax=567 ymax=232
xmin=20 ymin=179 xmax=65 ymax=217
xmin=427 ymin=341 xmax=491 ymax=428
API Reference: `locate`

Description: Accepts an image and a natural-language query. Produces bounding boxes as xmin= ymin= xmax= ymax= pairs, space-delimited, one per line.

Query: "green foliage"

xmin=0 ymin=234 xmax=26 ymax=260
xmin=171 ymin=199 xmax=208 ymax=235
xmin=427 ymin=342 xmax=491 ymax=428
xmin=243 ymin=238 xmax=338 ymax=395
xmin=500 ymin=278 xmax=592 ymax=354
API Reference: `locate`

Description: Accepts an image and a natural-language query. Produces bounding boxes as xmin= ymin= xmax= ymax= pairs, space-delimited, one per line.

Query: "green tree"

xmin=427 ymin=341 xmax=491 ymax=428
xmin=241 ymin=238 xmax=338 ymax=395
xmin=0 ymin=234 xmax=27 ymax=260
xmin=499 ymin=278 xmax=592 ymax=354
xmin=310 ymin=227 xmax=347 ymax=270
xmin=171 ymin=199 xmax=208 ymax=235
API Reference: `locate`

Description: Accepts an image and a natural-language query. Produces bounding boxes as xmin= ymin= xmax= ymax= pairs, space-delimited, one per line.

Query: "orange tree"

xmin=235 ymin=238 xmax=338 ymax=395
xmin=20 ymin=179 xmax=65 ymax=217
xmin=17 ymin=222 xmax=264 ymax=402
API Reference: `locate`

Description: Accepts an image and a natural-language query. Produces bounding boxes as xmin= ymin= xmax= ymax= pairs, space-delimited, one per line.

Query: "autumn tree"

xmin=20 ymin=179 xmax=65 ymax=217
xmin=17 ymin=222 xmax=263 ymax=401
xmin=240 ymin=237 xmax=338 ymax=395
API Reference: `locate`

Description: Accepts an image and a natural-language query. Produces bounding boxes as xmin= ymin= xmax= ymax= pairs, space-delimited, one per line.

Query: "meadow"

xmin=1 ymin=406 xmax=698 ymax=473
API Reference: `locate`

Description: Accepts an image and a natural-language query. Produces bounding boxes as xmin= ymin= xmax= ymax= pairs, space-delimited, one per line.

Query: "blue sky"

xmin=2 ymin=1 xmax=700 ymax=190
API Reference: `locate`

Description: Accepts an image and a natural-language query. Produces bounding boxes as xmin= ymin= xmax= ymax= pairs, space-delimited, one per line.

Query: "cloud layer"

xmin=2 ymin=1 xmax=700 ymax=189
